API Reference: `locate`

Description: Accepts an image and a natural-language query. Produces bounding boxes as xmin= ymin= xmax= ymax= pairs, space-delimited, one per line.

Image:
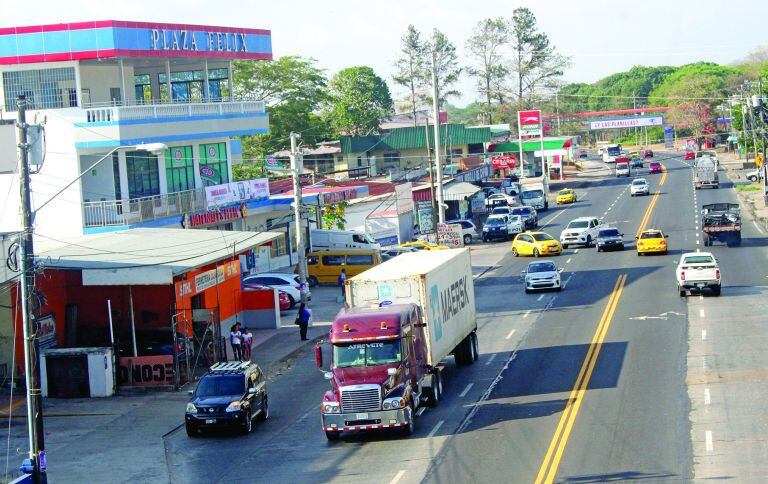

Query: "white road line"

xmin=523 ymin=310 xmax=531 ymax=318
xmin=705 ymin=430 xmax=713 ymax=452
xmin=390 ymin=470 xmax=406 ymax=484
xmin=754 ymin=221 xmax=765 ymax=234
xmin=566 ymin=258 xmax=572 ymax=264
xmin=537 ymin=294 xmax=545 ymax=301
xmin=699 ymin=294 xmax=704 ymax=301
xmin=485 ymin=353 xmax=498 ymax=366
xmin=459 ymin=383 xmax=474 ymax=397
xmin=506 ymin=329 xmax=517 ymax=339
xmin=700 ymin=309 xmax=705 ymax=318
xmin=574 ymin=249 xmax=580 ymax=253
xmin=696 ymin=240 xmax=700 ymax=245
xmin=701 ymin=329 xmax=707 ymax=340
xmin=703 ymin=356 xmax=707 ymax=369
xmin=545 ymin=210 xmax=564 ymax=224
xmin=704 ymin=388 xmax=711 ymax=405
xmin=427 ymin=420 xmax=444 ymax=438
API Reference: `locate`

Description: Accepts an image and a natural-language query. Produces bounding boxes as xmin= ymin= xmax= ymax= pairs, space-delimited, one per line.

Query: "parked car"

xmin=491 ymin=206 xmax=513 ymax=216
xmin=185 ymin=361 xmax=268 ymax=437
xmin=630 ymin=178 xmax=650 ymax=196
xmin=578 ymin=149 xmax=589 ymax=158
xmin=397 ymin=241 xmax=449 ymax=251
xmin=383 ymin=247 xmax=417 ymax=259
xmin=595 ymin=228 xmax=625 ymax=252
xmin=485 ymin=192 xmax=517 ymax=209
xmin=242 ymin=273 xmax=308 ymax=308
xmin=482 ymin=214 xmax=524 ymax=242
xmin=522 ymin=260 xmax=563 ymax=293
xmin=242 ymin=283 xmax=291 ymax=311
xmin=643 ymin=149 xmax=654 ymax=158
xmin=446 ymin=219 xmax=479 ymax=245
xmin=305 ymin=250 xmax=381 ymax=287
xmin=746 ymin=169 xmax=760 ymax=182
xmin=648 ymin=162 xmax=662 ymax=174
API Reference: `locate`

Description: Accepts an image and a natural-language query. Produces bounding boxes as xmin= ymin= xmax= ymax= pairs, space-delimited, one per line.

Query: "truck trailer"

xmin=694 ymin=157 xmax=719 ymax=189
xmin=702 ymin=203 xmax=740 ymax=247
xmin=316 ymin=249 xmax=478 ymax=440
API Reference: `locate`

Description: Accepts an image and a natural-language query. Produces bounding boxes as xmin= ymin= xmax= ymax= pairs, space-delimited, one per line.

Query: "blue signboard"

xmin=664 ymin=126 xmax=675 ymax=149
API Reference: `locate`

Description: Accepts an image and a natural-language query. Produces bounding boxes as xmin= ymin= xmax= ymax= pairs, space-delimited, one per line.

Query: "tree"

xmin=422 ymin=30 xmax=462 ymax=110
xmin=393 ymin=25 xmax=427 ymax=126
xmin=465 ymin=18 xmax=510 ymax=124
xmin=322 ymin=201 xmax=348 ymax=230
xmin=326 ymin=66 xmax=394 ymax=136
xmin=509 ymin=7 xmax=569 ymax=107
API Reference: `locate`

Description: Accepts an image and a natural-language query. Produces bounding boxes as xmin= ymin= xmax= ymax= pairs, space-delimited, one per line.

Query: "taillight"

xmin=294 ymin=285 xmax=301 ymax=290
xmin=680 ymin=271 xmax=685 ymax=281
xmin=715 ymin=270 xmax=720 ymax=279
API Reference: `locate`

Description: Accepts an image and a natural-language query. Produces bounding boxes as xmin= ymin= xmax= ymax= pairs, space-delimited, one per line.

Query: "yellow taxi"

xmin=556 ymin=189 xmax=577 ymax=205
xmin=628 ymin=150 xmax=639 ymax=158
xmin=636 ymin=229 xmax=668 ymax=255
xmin=511 ymin=232 xmax=563 ymax=257
xmin=397 ymin=241 xmax=449 ymax=250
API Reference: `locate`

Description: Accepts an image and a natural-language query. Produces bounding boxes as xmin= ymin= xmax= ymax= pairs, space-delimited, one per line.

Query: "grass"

xmin=736 ymin=184 xmax=761 ymax=192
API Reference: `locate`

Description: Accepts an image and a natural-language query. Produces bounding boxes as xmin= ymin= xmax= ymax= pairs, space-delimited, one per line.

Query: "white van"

xmin=310 ymin=229 xmax=381 ymax=251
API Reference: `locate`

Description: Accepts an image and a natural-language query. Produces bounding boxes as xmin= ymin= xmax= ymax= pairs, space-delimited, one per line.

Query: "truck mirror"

xmin=314 ymin=345 xmax=323 ymax=368
xmin=323 ymin=371 xmax=334 ymax=380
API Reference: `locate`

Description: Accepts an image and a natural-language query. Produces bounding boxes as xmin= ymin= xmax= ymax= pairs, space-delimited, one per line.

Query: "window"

xmin=198 ymin=143 xmax=229 ymax=186
xmin=347 ymin=254 xmax=374 ymax=265
xmin=165 ymin=146 xmax=195 ymax=192
xmin=3 ymin=67 xmax=76 ymax=109
xmin=112 ymin=153 xmax=122 ymax=201
xmin=134 ymin=74 xmax=152 ymax=104
xmin=306 ymin=256 xmax=319 ymax=266
xmin=322 ymin=255 xmax=345 ymax=266
xmin=383 ymin=152 xmax=401 ymax=165
xmin=158 ymin=69 xmax=230 ymax=102
xmin=125 ymin=151 xmax=160 ymax=199
xmin=352 ymin=234 xmax=367 ymax=243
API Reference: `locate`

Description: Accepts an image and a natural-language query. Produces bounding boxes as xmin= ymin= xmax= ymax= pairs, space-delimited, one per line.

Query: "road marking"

xmin=427 ymin=420 xmax=444 ymax=438
xmin=699 ymin=294 xmax=704 ymax=301
xmin=704 ymin=388 xmax=711 ymax=405
xmin=523 ymin=310 xmax=531 ymax=318
xmin=701 ymin=329 xmax=707 ymax=340
xmin=566 ymin=258 xmax=572 ymax=264
xmin=754 ymin=221 xmax=765 ymax=234
xmin=416 ymin=406 xmax=426 ymax=417
xmin=705 ymin=430 xmax=713 ymax=452
xmin=459 ymin=383 xmax=474 ymax=397
xmin=700 ymin=309 xmax=705 ymax=318
xmin=574 ymin=249 xmax=579 ymax=254
xmin=390 ymin=470 xmax=406 ymax=484
xmin=535 ymin=274 xmax=627 ymax=484
xmin=545 ymin=210 xmax=564 ymax=224
xmin=485 ymin=353 xmax=498 ymax=366
xmin=537 ymin=294 xmax=545 ymax=301
xmin=696 ymin=240 xmax=700 ymax=245
xmin=636 ymin=165 xmax=667 ymax=236
xmin=703 ymin=356 xmax=707 ymax=369
xmin=506 ymin=329 xmax=517 ymax=339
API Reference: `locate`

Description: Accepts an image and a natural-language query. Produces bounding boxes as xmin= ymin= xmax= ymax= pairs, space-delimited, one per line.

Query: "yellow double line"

xmin=534 ymin=274 xmax=628 ymax=484
xmin=635 ymin=165 xmax=667 ymax=237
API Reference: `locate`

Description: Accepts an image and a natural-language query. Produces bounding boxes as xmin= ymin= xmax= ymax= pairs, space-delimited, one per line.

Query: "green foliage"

xmin=446 ymin=102 xmax=486 ymax=125
xmin=465 ymin=18 xmax=510 ymax=123
xmin=232 ymin=162 xmax=265 ymax=181
xmin=326 ymin=66 xmax=394 ymax=136
xmin=423 ymin=30 xmax=462 ymax=110
xmin=649 ymin=62 xmax=741 ymax=106
xmin=393 ymin=25 xmax=427 ymax=124
xmin=322 ymin=202 xmax=348 ymax=230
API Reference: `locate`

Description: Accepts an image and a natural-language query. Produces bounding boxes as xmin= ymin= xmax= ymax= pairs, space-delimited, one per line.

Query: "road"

xmin=165 ymin=152 xmax=768 ymax=483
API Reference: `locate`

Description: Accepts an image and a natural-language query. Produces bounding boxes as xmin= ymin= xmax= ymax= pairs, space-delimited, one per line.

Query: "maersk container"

xmin=346 ymin=248 xmax=477 ymax=366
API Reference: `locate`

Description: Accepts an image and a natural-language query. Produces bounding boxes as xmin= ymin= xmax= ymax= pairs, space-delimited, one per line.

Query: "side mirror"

xmin=387 ymin=367 xmax=398 ymax=376
xmin=521 ymin=270 xmax=527 ymax=275
xmin=635 ymin=236 xmax=639 ymax=240
xmin=323 ymin=371 xmax=333 ymax=380
xmin=620 ymin=233 xmax=625 ymax=237
xmin=314 ymin=345 xmax=323 ymax=369
xmin=665 ymin=235 xmax=669 ymax=238
xmin=248 ymin=387 xmax=257 ymax=395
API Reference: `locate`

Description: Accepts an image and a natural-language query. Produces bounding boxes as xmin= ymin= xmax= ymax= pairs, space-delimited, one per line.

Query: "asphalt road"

xmin=165 ymin=152 xmax=768 ymax=483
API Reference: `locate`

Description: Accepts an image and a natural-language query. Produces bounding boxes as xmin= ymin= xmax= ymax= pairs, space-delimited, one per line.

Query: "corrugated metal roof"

xmin=340 ymin=125 xmax=492 ymax=153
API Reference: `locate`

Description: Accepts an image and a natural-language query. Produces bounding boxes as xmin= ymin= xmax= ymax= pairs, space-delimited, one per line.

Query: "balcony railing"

xmin=83 ymin=188 xmax=207 ymax=228
xmin=83 ymin=97 xmax=266 ymax=124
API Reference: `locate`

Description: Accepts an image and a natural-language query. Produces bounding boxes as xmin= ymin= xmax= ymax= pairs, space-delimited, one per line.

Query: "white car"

xmin=522 ymin=260 xmax=563 ymax=293
xmin=746 ymin=169 xmax=760 ymax=182
xmin=560 ymin=216 xmax=601 ymax=248
xmin=243 ymin=273 xmax=310 ymax=308
xmin=630 ymin=178 xmax=650 ymax=196
xmin=676 ymin=252 xmax=721 ymax=297
xmin=447 ymin=219 xmax=478 ymax=245
xmin=485 ymin=193 xmax=517 ymax=209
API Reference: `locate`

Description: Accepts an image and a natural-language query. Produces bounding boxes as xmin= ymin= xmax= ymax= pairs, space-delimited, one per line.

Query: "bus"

xmin=602 ymin=144 xmax=622 ymax=163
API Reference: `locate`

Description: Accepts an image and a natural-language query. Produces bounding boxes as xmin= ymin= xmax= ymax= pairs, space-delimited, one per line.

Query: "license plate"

xmin=355 ymin=413 xmax=369 ymax=420
xmin=205 ymin=419 xmax=216 ymax=424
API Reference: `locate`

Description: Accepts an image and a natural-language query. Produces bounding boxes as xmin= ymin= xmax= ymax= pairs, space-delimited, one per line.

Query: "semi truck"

xmin=316 ymin=249 xmax=478 ymax=440
xmin=702 ymin=203 xmax=741 ymax=247
xmin=694 ymin=156 xmax=719 ymax=189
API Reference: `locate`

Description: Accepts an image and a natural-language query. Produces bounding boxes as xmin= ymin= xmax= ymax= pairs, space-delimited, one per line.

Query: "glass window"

xmin=165 ymin=146 xmax=195 ymax=193
xmin=306 ymin=256 xmax=319 ymax=266
xmin=112 ymin=153 xmax=122 ymax=201
xmin=322 ymin=255 xmax=345 ymax=266
xmin=532 ymin=233 xmax=554 ymax=242
xmin=346 ymin=254 xmax=374 ymax=265
xmin=640 ymin=232 xmax=663 ymax=239
xmin=352 ymin=234 xmax=367 ymax=243
xmin=125 ymin=151 xmax=160 ymax=199
xmin=195 ymin=375 xmax=244 ymax=397
xmin=198 ymin=143 xmax=229 ymax=186
xmin=333 ymin=341 xmax=402 ymax=367
xmin=3 ymin=67 xmax=76 ymax=109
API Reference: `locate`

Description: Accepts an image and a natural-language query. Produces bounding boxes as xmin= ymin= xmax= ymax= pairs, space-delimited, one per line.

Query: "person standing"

xmin=338 ymin=268 xmax=347 ymax=302
xmin=230 ymin=323 xmax=243 ymax=361
xmin=295 ymin=303 xmax=311 ymax=341
xmin=242 ymin=327 xmax=253 ymax=361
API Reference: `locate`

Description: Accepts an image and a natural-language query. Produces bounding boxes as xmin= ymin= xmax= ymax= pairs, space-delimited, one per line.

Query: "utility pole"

xmin=16 ymin=94 xmax=47 ymax=482
xmin=424 ymin=118 xmax=438 ymax=238
xmin=430 ymin=51 xmax=445 ymax=224
xmin=289 ymin=132 xmax=308 ymax=306
xmin=757 ymin=78 xmax=766 ymax=161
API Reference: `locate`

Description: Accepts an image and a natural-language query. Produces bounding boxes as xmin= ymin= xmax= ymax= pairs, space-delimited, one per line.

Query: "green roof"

xmin=340 ymin=124 xmax=492 ymax=153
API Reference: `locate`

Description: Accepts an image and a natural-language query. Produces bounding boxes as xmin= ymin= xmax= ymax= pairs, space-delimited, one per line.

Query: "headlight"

xmin=321 ymin=402 xmax=340 ymax=413
xmin=225 ymin=401 xmax=242 ymax=413
xmin=483 ymin=227 xmax=489 ymax=232
xmin=383 ymin=397 xmax=406 ymax=410
xmin=186 ymin=403 xmax=197 ymax=414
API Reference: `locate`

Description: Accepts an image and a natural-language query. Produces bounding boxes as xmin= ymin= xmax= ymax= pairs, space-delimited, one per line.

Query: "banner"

xmin=205 ymin=179 xmax=269 ymax=209
xmin=518 ymin=110 xmax=542 ymax=136
xmin=175 ymin=259 xmax=241 ymax=300
xmin=491 ymin=155 xmax=517 ymax=170
xmin=589 ymin=116 xmax=665 ymax=131
xmin=664 ymin=126 xmax=675 ymax=148
xmin=416 ymin=201 xmax=434 ymax=233
xmin=118 ymin=356 xmax=175 ymax=387
xmin=437 ymin=223 xmax=464 ymax=248
xmin=394 ymin=182 xmax=414 ymax=214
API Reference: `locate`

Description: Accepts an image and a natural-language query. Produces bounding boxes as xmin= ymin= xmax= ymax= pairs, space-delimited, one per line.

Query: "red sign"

xmin=118 ymin=356 xmax=175 ymax=387
xmin=175 ymin=259 xmax=241 ymax=300
xmin=518 ymin=110 xmax=542 ymax=127
xmin=492 ymin=155 xmax=517 ymax=169
xmin=182 ymin=203 xmax=246 ymax=228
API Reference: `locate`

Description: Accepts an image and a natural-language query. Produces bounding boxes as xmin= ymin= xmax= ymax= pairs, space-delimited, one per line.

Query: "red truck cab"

xmin=318 ymin=304 xmax=427 ymax=440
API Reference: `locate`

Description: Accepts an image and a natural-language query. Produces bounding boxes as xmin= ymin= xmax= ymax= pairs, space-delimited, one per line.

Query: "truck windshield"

xmin=521 ymin=189 xmax=543 ymax=199
xmin=607 ymin=146 xmax=621 ymax=156
xmin=333 ymin=341 xmax=402 ymax=367
xmin=567 ymin=221 xmax=589 ymax=229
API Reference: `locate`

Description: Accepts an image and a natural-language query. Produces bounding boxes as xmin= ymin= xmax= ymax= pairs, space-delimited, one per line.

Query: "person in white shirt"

xmin=230 ymin=323 xmax=243 ymax=360
xmin=242 ymin=327 xmax=253 ymax=361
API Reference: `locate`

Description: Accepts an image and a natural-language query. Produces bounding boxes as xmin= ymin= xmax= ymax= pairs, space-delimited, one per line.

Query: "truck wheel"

xmin=712 ymin=285 xmax=721 ymax=296
xmin=732 ymin=236 xmax=741 ymax=247
xmin=400 ymin=406 xmax=415 ymax=436
xmin=678 ymin=286 xmax=686 ymax=298
xmin=703 ymin=235 xmax=710 ymax=247
xmin=470 ymin=332 xmax=479 ymax=364
xmin=325 ymin=430 xmax=340 ymax=441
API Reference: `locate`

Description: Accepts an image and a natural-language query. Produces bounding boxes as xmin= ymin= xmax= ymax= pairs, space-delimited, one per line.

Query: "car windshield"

xmin=683 ymin=256 xmax=715 ymax=264
xmin=641 ymin=232 xmax=663 ymax=239
xmin=567 ymin=221 xmax=589 ymax=229
xmin=512 ymin=208 xmax=531 ymax=216
xmin=195 ymin=375 xmax=244 ymax=397
xmin=333 ymin=341 xmax=402 ymax=367
xmin=632 ymin=179 xmax=646 ymax=185
xmin=650 ymin=163 xmax=660 ymax=167
xmin=599 ymin=229 xmax=620 ymax=237
xmin=487 ymin=217 xmax=507 ymax=226
xmin=491 ymin=208 xmax=509 ymax=215
xmin=532 ymin=233 xmax=554 ymax=241
xmin=521 ymin=189 xmax=543 ymax=199
xmin=559 ymin=190 xmax=571 ymax=195
xmin=508 ymin=215 xmax=522 ymax=223
xmin=528 ymin=262 xmax=556 ymax=273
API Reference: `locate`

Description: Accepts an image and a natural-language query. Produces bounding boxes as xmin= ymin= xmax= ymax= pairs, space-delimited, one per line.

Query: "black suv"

xmin=185 ymin=361 xmax=268 ymax=436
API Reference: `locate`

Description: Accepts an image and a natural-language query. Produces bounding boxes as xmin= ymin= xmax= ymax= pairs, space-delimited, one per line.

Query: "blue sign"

xmin=664 ymin=125 xmax=675 ymax=149
xmin=378 ymin=284 xmax=393 ymax=299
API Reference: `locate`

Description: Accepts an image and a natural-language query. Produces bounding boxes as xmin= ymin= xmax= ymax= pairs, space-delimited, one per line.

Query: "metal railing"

xmin=83 ymin=98 xmax=266 ymax=124
xmin=83 ymin=188 xmax=207 ymax=227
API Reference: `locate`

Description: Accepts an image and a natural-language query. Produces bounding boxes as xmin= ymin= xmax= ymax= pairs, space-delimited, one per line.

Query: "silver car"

xmin=522 ymin=260 xmax=563 ymax=293
xmin=630 ymin=178 xmax=649 ymax=196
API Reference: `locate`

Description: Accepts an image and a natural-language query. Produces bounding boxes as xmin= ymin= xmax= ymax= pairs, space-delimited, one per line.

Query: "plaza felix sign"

xmin=150 ymin=29 xmax=249 ymax=53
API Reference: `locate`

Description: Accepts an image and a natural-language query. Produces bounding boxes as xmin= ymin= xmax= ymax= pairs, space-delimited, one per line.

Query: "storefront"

xmin=488 ymin=137 xmax=576 ymax=180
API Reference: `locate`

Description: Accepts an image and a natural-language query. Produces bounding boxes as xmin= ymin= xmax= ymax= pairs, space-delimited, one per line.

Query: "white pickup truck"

xmin=676 ymin=252 xmax=721 ymax=297
xmin=560 ymin=216 xmax=601 ymax=248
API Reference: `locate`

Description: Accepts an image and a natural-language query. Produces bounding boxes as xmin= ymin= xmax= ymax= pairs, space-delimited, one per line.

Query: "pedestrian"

xmin=338 ymin=268 xmax=347 ymax=302
xmin=295 ymin=303 xmax=312 ymax=341
xmin=229 ymin=323 xmax=243 ymax=361
xmin=242 ymin=327 xmax=253 ymax=361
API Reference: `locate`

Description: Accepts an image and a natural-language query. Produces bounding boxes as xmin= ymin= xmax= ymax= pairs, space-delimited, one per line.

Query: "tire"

xmin=464 ymin=234 xmax=472 ymax=245
xmin=242 ymin=409 xmax=253 ymax=434
xmin=257 ymin=397 xmax=269 ymax=421
xmin=433 ymin=372 xmax=443 ymax=404
xmin=400 ymin=407 xmax=415 ymax=436
xmin=469 ymin=332 xmax=479 ymax=364
xmin=637 ymin=251 xmax=642 ymax=256
xmin=562 ymin=243 xmax=569 ymax=249
xmin=703 ymin=235 xmax=710 ymax=247
xmin=678 ymin=286 xmax=686 ymax=298
xmin=511 ymin=248 xmax=519 ymax=257
xmin=556 ymin=286 xmax=562 ymax=292
xmin=712 ymin=285 xmax=721 ymax=296
xmin=533 ymin=248 xmax=540 ymax=258
xmin=482 ymin=236 xmax=487 ymax=243
xmin=525 ymin=288 xmax=531 ymax=294
xmin=325 ymin=430 xmax=340 ymax=441
xmin=185 ymin=423 xmax=198 ymax=438
xmin=308 ymin=276 xmax=319 ymax=288
xmin=287 ymin=294 xmax=296 ymax=309
xmin=596 ymin=246 xmax=602 ymax=252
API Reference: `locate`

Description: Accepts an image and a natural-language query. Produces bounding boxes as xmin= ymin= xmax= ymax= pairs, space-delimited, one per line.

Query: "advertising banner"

xmin=491 ymin=155 xmax=517 ymax=170
xmin=437 ymin=223 xmax=465 ymax=248
xmin=664 ymin=126 xmax=675 ymax=148
xmin=589 ymin=116 xmax=665 ymax=131
xmin=416 ymin=201 xmax=434 ymax=233
xmin=518 ymin=110 xmax=542 ymax=136
xmin=175 ymin=260 xmax=241 ymax=300
xmin=205 ymin=178 xmax=269 ymax=209
xmin=35 ymin=314 xmax=57 ymax=350
xmin=118 ymin=356 xmax=175 ymax=387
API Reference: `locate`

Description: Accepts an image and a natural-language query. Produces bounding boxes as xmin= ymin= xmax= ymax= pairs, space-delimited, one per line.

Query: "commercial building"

xmin=489 ymin=136 xmax=578 ymax=179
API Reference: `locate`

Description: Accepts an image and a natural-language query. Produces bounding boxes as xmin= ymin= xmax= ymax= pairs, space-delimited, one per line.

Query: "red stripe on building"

xmin=0 ymin=21 xmax=270 ymax=36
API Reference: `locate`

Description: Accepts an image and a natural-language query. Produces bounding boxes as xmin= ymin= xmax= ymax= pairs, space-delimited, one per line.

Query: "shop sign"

xmin=205 ymin=179 xmax=269 ymax=209
xmin=181 ymin=203 xmax=246 ymax=228
xmin=471 ymin=197 xmax=486 ymax=214
xmin=176 ymin=259 xmax=240 ymax=300
xmin=118 ymin=356 xmax=175 ymax=387
xmin=437 ymin=223 xmax=464 ymax=248
xmin=518 ymin=109 xmax=542 ymax=136
xmin=416 ymin=201 xmax=434 ymax=233
xmin=321 ymin=188 xmax=359 ymax=205
xmin=492 ymin=155 xmax=517 ymax=170
xmin=35 ymin=313 xmax=57 ymax=350
xmin=150 ymin=29 xmax=248 ymax=53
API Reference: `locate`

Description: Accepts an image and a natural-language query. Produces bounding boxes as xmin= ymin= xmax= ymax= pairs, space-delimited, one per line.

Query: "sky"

xmin=5 ymin=0 xmax=768 ymax=107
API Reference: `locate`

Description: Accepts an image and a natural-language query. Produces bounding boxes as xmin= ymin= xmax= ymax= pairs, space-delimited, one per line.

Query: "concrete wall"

xmin=80 ymin=154 xmax=117 ymax=202
xmin=79 ymin=62 xmax=135 ymax=106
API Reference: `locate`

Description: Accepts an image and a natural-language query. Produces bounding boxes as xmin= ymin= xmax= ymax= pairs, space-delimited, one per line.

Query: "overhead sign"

xmin=175 ymin=259 xmax=241 ymax=300
xmin=182 ymin=203 xmax=247 ymax=228
xmin=518 ymin=110 xmax=542 ymax=136
xmin=437 ymin=223 xmax=464 ymax=248
xmin=320 ymin=188 xmax=362 ymax=205
xmin=589 ymin=116 xmax=665 ymax=131
xmin=205 ymin=179 xmax=269 ymax=209
xmin=491 ymin=155 xmax=517 ymax=170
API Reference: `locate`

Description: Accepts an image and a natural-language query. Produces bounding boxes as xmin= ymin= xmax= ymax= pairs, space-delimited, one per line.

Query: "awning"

xmin=34 ymin=228 xmax=282 ymax=285
xmin=443 ymin=182 xmax=481 ymax=201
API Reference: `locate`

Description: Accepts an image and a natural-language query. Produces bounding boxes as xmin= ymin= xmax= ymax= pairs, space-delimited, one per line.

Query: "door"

xmin=518 ymin=234 xmax=533 ymax=255
xmin=46 ymin=355 xmax=90 ymax=398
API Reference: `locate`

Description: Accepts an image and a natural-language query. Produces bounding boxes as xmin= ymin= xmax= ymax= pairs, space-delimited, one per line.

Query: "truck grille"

xmin=340 ymin=387 xmax=381 ymax=412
